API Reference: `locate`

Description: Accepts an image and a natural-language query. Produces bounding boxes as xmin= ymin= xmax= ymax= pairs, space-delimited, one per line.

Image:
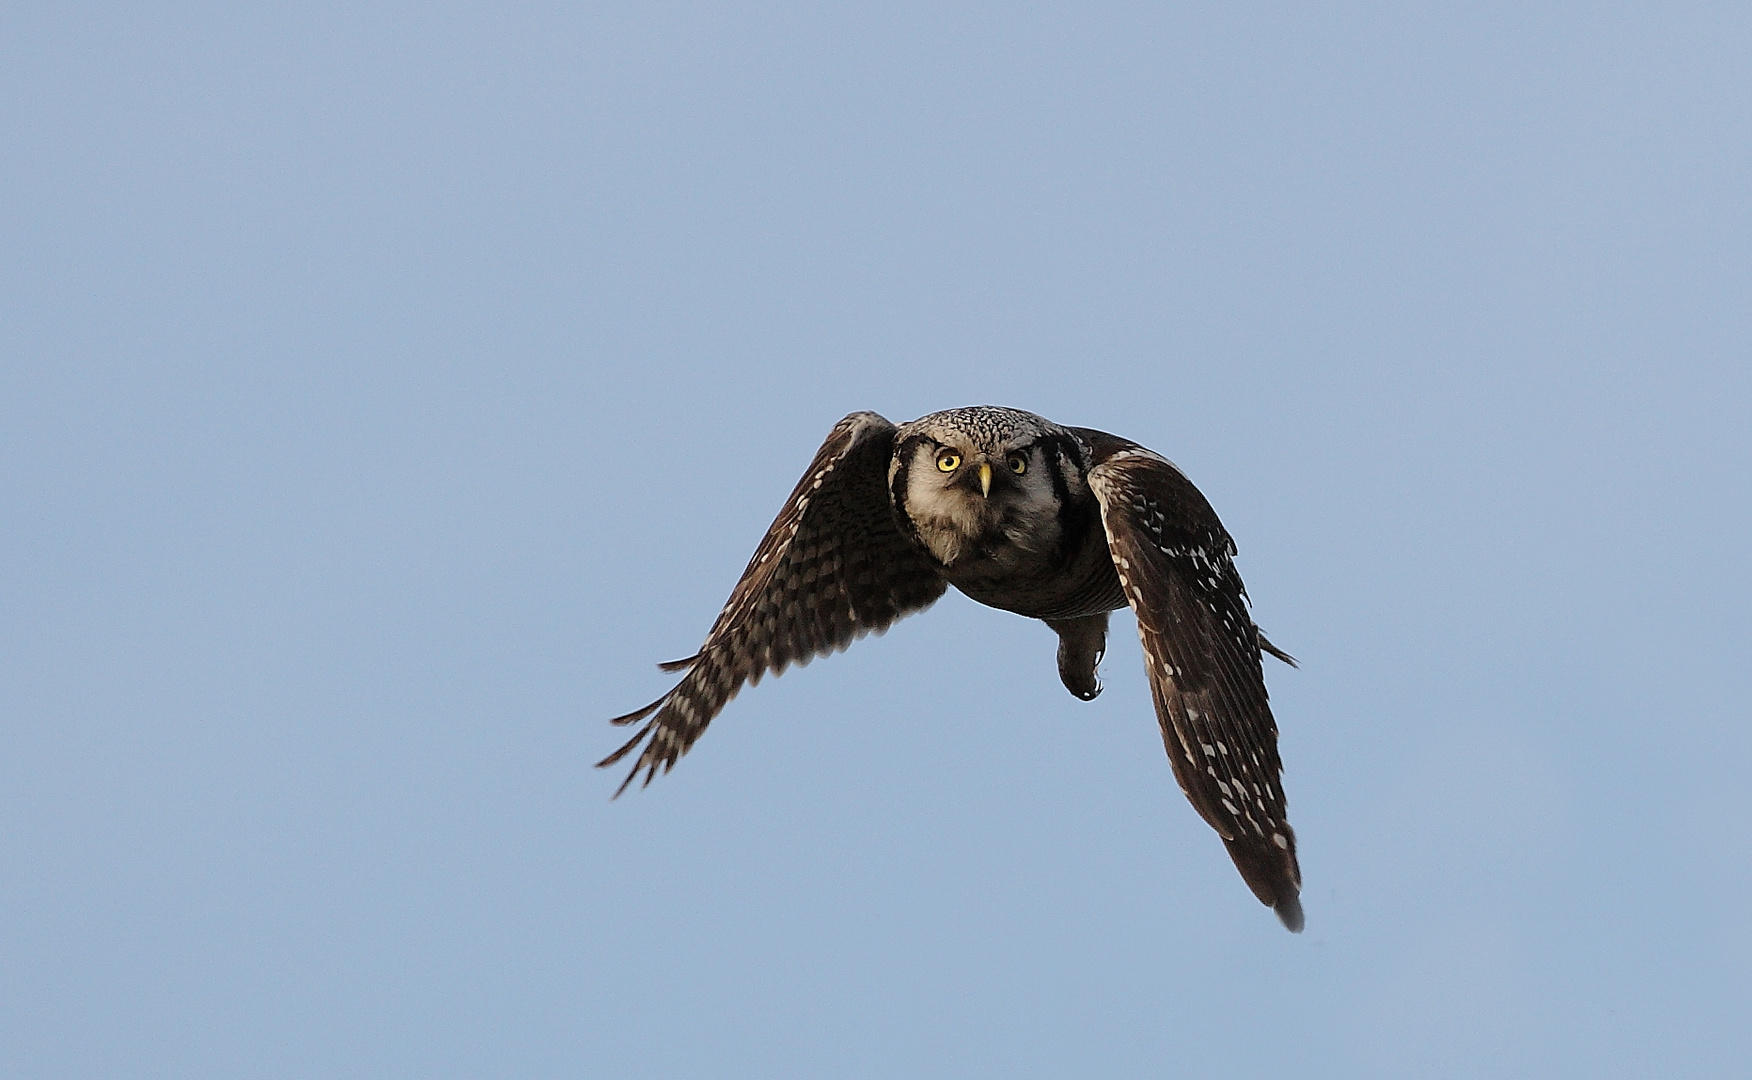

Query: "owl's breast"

xmin=940 ymin=507 xmax=1125 ymax=621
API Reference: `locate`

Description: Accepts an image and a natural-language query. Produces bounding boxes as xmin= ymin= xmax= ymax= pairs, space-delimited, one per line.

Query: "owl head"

xmin=889 ymin=406 xmax=1079 ymax=568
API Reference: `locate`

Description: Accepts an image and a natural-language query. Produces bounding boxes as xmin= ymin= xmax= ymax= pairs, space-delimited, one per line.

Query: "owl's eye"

xmin=1008 ymin=454 xmax=1028 ymax=475
xmin=936 ymin=451 xmax=961 ymax=473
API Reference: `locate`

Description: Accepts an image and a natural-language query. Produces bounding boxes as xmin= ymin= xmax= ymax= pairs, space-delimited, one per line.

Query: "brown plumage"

xmin=601 ymin=407 xmax=1304 ymax=931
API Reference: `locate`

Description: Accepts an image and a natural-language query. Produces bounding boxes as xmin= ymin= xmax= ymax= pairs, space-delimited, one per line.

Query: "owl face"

xmin=893 ymin=407 xmax=1068 ymax=569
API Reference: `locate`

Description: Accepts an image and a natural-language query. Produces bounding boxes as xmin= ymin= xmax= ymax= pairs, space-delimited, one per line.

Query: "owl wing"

xmin=600 ymin=411 xmax=948 ymax=796
xmin=1077 ymin=428 xmax=1304 ymax=931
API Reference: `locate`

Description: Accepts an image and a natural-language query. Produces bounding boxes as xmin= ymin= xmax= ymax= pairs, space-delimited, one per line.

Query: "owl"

xmin=602 ymin=406 xmax=1305 ymax=931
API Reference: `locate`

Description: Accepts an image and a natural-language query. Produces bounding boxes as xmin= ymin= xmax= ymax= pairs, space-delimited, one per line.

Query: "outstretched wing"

xmin=1078 ymin=428 xmax=1304 ymax=931
xmin=600 ymin=412 xmax=948 ymax=796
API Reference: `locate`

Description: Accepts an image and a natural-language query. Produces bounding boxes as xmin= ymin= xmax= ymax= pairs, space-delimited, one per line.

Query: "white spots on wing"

xmin=1216 ymin=741 xmax=1229 ymax=756
xmin=1108 ymin=447 xmax=1168 ymax=465
xmin=1217 ymin=780 xmax=1233 ymax=797
xmin=1200 ymin=742 xmax=1217 ymax=757
xmin=1220 ymin=798 xmax=1240 ymax=816
xmin=1119 ymin=562 xmax=1145 ymax=612
xmin=1171 ymin=724 xmax=1198 ymax=763
xmin=1272 ymin=832 xmax=1289 ymax=850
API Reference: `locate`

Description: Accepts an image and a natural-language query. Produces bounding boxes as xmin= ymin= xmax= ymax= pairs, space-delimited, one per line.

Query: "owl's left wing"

xmin=599 ymin=412 xmax=948 ymax=796
xmin=1078 ymin=428 xmax=1304 ymax=931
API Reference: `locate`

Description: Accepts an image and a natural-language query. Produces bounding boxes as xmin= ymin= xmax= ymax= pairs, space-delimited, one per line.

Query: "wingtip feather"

xmin=611 ymin=762 xmax=640 ymax=799
xmin=1258 ymin=630 xmax=1299 ymax=668
xmin=609 ymin=697 xmax=665 ymax=727
xmin=1275 ymin=893 xmax=1305 ymax=933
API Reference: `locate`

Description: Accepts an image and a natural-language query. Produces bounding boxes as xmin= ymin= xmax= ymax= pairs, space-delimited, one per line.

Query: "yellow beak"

xmin=978 ymin=462 xmax=993 ymax=498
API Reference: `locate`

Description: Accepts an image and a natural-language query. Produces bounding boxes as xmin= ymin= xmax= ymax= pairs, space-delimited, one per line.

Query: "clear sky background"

xmin=4 ymin=3 xmax=1749 ymax=1077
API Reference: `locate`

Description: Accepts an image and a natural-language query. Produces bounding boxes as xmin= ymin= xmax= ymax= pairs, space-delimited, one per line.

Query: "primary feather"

xmin=601 ymin=406 xmax=1304 ymax=930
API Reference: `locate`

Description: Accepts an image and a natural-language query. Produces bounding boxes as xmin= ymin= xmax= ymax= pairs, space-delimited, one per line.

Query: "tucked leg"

xmin=1044 ymin=612 xmax=1110 ymax=701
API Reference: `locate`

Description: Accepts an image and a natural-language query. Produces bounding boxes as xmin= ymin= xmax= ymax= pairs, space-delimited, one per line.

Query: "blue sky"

xmin=4 ymin=3 xmax=1749 ymax=1076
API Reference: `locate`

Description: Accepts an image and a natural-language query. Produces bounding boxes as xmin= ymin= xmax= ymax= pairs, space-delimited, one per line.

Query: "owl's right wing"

xmin=1077 ymin=427 xmax=1304 ymax=932
xmin=599 ymin=411 xmax=948 ymax=796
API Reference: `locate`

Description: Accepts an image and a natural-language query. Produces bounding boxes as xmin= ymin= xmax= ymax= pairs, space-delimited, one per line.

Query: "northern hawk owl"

xmin=602 ymin=406 xmax=1305 ymax=931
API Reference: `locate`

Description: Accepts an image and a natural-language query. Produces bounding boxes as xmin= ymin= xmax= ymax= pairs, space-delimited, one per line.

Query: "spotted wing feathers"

xmin=1078 ymin=429 xmax=1304 ymax=931
xmin=600 ymin=412 xmax=948 ymax=796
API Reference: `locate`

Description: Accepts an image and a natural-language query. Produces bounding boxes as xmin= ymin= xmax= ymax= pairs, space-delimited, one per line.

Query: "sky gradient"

xmin=4 ymin=3 xmax=1750 ymax=1076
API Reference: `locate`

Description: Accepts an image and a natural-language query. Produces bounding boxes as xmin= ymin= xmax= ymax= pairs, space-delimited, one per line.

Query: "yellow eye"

xmin=936 ymin=451 xmax=961 ymax=473
xmin=1008 ymin=453 xmax=1028 ymax=475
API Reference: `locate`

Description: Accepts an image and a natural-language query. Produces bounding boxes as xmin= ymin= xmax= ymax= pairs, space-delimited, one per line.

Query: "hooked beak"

xmin=978 ymin=462 xmax=993 ymax=498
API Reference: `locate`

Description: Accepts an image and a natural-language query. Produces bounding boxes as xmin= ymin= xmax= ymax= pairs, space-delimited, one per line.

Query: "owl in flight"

xmin=602 ymin=406 xmax=1304 ymax=931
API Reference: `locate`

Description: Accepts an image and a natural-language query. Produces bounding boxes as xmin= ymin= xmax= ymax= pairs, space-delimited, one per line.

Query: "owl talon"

xmin=1045 ymin=612 xmax=1110 ymax=703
